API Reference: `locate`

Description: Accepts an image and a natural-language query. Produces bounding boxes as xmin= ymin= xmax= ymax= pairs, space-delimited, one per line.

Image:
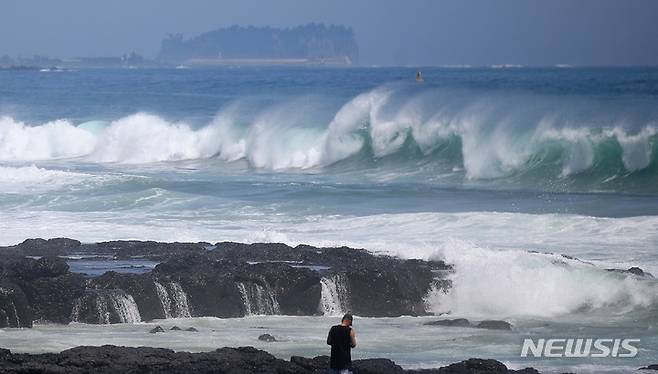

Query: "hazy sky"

xmin=2 ymin=0 xmax=658 ymax=66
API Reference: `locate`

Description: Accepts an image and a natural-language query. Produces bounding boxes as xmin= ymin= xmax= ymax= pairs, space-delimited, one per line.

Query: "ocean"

xmin=1 ymin=66 xmax=657 ymax=372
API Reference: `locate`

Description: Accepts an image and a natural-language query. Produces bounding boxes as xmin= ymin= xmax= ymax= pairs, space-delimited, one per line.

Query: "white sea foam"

xmin=319 ymin=274 xmax=349 ymax=316
xmin=70 ymin=291 xmax=141 ymax=324
xmin=0 ymin=165 xmax=93 ymax=192
xmin=2 ymin=209 xmax=656 ymax=321
xmin=154 ymin=281 xmax=192 ymax=319
xmin=88 ymin=113 xmax=220 ymax=163
xmin=0 ymin=117 xmax=96 ymax=160
xmin=606 ymin=126 xmax=657 ymax=172
xmin=2 ymin=210 xmax=656 ymax=271
xmin=237 ymin=281 xmax=280 ymax=315
xmin=423 ymin=239 xmax=658 ymax=319
xmin=0 ymin=87 xmax=655 ymax=179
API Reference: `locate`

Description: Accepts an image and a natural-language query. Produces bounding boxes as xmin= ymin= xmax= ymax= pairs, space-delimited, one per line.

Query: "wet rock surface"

xmin=424 ymin=318 xmax=471 ymax=327
xmin=606 ymin=266 xmax=654 ymax=278
xmin=475 ymin=320 xmax=513 ymax=331
xmin=0 ymin=239 xmax=452 ymax=326
xmin=0 ymin=256 xmax=86 ymax=327
xmin=0 ymin=346 xmax=548 ymax=373
xmin=424 ymin=319 xmax=513 ymax=330
xmin=149 ymin=326 xmax=165 ymax=334
xmin=258 ymin=333 xmax=278 ymax=342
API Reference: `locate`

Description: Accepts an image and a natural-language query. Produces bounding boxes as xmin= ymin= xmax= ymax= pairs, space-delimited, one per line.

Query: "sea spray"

xmin=0 ymin=287 xmax=22 ymax=328
xmin=236 ymin=281 xmax=280 ymax=316
xmin=169 ymin=282 xmax=192 ymax=318
xmin=71 ymin=290 xmax=141 ymax=324
xmin=423 ymin=239 xmax=658 ymax=319
xmin=0 ymin=117 xmax=96 ymax=161
xmin=154 ymin=281 xmax=172 ymax=319
xmin=1 ymin=86 xmax=656 ymax=192
xmin=154 ymin=281 xmax=192 ymax=319
xmin=319 ymin=274 xmax=349 ymax=316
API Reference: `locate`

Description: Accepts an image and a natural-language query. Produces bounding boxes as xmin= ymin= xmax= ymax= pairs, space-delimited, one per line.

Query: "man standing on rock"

xmin=327 ymin=313 xmax=357 ymax=374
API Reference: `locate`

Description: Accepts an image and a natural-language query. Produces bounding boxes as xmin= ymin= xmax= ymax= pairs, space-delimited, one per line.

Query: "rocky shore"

xmin=0 ymin=238 xmax=451 ymax=327
xmin=0 ymin=239 xmax=655 ymax=373
xmin=1 ymin=238 xmax=650 ymax=328
xmin=0 ymin=345 xmax=542 ymax=373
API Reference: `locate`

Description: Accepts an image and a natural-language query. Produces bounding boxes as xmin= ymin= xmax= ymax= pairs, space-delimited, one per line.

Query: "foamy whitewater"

xmin=1 ymin=67 xmax=657 ymax=372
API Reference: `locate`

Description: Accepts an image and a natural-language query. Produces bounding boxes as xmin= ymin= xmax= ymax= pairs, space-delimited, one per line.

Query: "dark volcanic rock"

xmin=475 ymin=320 xmax=513 ymax=331
xmin=207 ymin=242 xmax=451 ymax=317
xmin=17 ymin=263 xmax=86 ymax=324
xmin=85 ymin=272 xmax=170 ymax=322
xmin=156 ymin=243 xmax=446 ymax=318
xmin=627 ymin=267 xmax=646 ymax=276
xmin=0 ymin=238 xmax=453 ymax=324
xmin=170 ymin=326 xmax=182 ymax=331
xmin=0 ymin=238 xmax=210 ymax=261
xmin=258 ymin=333 xmax=278 ymax=342
xmin=290 ymin=355 xmax=330 ymax=372
xmin=149 ymin=325 xmax=165 ymax=334
xmin=606 ymin=266 xmax=654 ymax=278
xmin=10 ymin=238 xmax=81 ymax=257
xmin=434 ymin=358 xmax=509 ymax=373
xmin=424 ymin=318 xmax=471 ymax=327
xmin=0 ymin=280 xmax=31 ymax=328
xmin=0 ymin=256 xmax=86 ymax=326
xmin=0 ymin=346 xmax=541 ymax=373
xmin=211 ymin=242 xmax=451 ymax=274
xmin=185 ymin=327 xmax=199 ymax=332
xmin=94 ymin=240 xmax=210 ymax=260
xmin=346 ymin=261 xmax=442 ymax=317
xmin=0 ymin=345 xmax=302 ymax=373
xmin=424 ymin=319 xmax=513 ymax=331
xmin=12 ymin=256 xmax=70 ymax=279
xmin=353 ymin=358 xmax=405 ymax=373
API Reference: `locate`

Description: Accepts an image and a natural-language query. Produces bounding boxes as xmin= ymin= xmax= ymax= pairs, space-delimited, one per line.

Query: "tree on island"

xmin=158 ymin=23 xmax=359 ymax=64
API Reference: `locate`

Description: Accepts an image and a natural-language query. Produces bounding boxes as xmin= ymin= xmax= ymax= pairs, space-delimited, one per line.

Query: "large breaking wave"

xmin=1 ymin=85 xmax=657 ymax=192
xmin=423 ymin=240 xmax=658 ymax=320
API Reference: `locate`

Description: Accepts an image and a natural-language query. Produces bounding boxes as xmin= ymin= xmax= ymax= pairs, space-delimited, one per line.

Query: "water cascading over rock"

xmin=236 ymin=281 xmax=280 ymax=315
xmin=0 ymin=286 xmax=25 ymax=328
xmin=153 ymin=281 xmax=192 ymax=318
xmin=70 ymin=289 xmax=141 ymax=324
xmin=319 ymin=274 xmax=349 ymax=316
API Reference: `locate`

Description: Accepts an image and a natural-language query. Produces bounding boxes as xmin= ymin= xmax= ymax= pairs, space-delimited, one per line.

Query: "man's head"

xmin=341 ymin=313 xmax=353 ymax=326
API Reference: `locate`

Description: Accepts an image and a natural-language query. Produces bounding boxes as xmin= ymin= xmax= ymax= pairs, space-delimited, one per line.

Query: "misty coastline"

xmin=0 ymin=23 xmax=358 ymax=69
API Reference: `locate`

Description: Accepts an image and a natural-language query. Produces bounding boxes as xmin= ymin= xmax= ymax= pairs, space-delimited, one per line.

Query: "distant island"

xmin=0 ymin=24 xmax=359 ymax=69
xmin=158 ymin=24 xmax=359 ymax=66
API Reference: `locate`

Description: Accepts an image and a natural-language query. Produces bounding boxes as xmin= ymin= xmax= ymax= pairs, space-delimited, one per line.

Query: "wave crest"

xmin=1 ymin=86 xmax=657 ymax=188
xmin=424 ymin=240 xmax=658 ymax=319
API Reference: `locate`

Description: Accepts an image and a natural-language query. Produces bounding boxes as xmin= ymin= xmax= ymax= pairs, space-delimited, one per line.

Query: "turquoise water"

xmin=1 ymin=67 xmax=657 ymax=371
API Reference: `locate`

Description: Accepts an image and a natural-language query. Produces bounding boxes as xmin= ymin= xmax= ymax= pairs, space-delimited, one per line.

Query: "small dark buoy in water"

xmin=416 ymin=71 xmax=424 ymax=83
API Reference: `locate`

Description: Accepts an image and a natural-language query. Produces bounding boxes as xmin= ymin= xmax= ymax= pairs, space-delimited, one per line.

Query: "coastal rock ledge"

xmin=0 ymin=345 xmax=542 ymax=374
xmin=0 ymin=239 xmax=452 ymax=326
